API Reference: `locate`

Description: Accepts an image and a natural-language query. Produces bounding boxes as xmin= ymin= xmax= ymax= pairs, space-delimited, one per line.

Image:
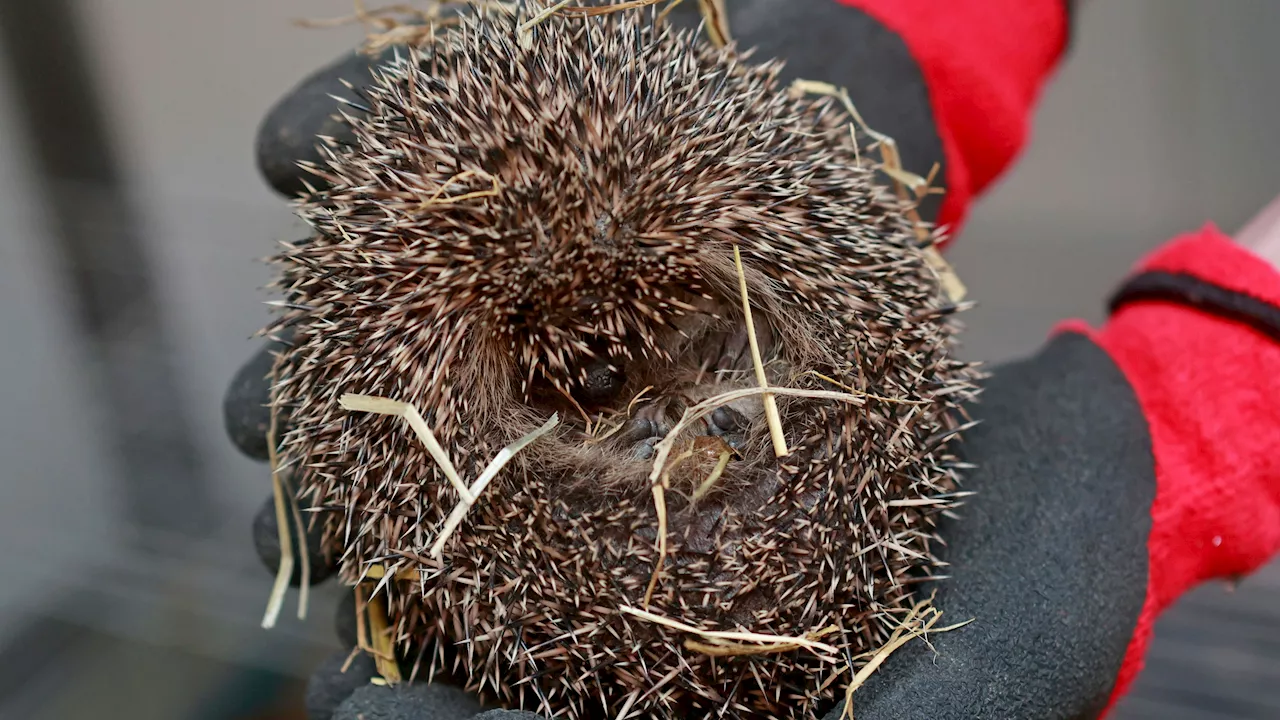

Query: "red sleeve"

xmin=1057 ymin=226 xmax=1280 ymax=712
xmin=832 ymin=0 xmax=1069 ymax=238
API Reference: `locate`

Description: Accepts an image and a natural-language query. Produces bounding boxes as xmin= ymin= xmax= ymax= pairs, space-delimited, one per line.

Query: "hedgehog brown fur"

xmin=268 ymin=7 xmax=978 ymax=720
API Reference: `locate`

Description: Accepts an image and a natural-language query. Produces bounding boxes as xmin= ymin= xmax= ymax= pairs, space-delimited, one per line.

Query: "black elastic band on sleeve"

xmin=1108 ymin=270 xmax=1280 ymax=343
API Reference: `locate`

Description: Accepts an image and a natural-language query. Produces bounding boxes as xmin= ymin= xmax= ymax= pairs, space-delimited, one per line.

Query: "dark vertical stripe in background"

xmin=0 ymin=0 xmax=215 ymax=704
xmin=0 ymin=0 xmax=213 ymax=532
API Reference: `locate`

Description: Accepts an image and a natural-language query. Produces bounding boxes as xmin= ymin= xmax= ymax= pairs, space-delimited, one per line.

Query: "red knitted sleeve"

xmin=1057 ymin=226 xmax=1280 ymax=712
xmin=831 ymin=0 xmax=1069 ymax=237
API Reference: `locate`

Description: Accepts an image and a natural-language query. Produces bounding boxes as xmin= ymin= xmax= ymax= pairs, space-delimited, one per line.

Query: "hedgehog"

xmin=266 ymin=6 xmax=977 ymax=720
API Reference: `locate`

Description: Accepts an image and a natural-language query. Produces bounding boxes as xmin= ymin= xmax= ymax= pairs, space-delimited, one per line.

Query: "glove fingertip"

xmin=332 ymin=682 xmax=482 ymax=720
xmin=252 ymin=495 xmax=337 ymax=586
xmin=335 ymin=590 xmax=360 ymax=648
xmin=307 ymin=650 xmax=377 ymax=720
xmin=224 ymin=341 xmax=279 ymax=461
xmin=255 ymin=50 xmax=386 ymax=198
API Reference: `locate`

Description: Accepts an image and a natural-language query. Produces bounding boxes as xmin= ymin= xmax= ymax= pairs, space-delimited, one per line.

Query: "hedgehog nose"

xmin=579 ymin=358 xmax=626 ymax=405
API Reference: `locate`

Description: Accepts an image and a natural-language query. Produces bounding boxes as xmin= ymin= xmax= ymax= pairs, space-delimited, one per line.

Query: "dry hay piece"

xmin=266 ymin=5 xmax=978 ymax=719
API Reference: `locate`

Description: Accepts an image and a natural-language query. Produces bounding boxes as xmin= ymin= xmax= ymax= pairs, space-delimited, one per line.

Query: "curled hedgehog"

xmin=267 ymin=6 xmax=978 ymax=720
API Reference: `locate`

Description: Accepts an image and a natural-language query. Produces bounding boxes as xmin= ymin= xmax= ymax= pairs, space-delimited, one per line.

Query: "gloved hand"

xmin=232 ymin=329 xmax=1161 ymax=720
xmin=226 ymin=2 xmax=1280 ymax=719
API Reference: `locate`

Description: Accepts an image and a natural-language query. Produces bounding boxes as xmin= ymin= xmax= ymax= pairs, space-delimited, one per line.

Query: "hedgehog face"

xmin=279 ymin=27 xmax=829 ymax=447
xmin=267 ymin=10 xmax=975 ymax=720
xmin=457 ymin=200 xmax=710 ymax=403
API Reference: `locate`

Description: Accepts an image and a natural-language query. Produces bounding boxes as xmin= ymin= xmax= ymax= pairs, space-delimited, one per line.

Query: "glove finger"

xmin=224 ymin=339 xmax=290 ymax=461
xmin=256 ymin=48 xmax=392 ymax=198
xmin=332 ymin=682 xmax=483 ymax=720
xmin=252 ymin=494 xmax=338 ymax=586
xmin=307 ymin=649 xmax=378 ymax=720
xmin=833 ymin=333 xmax=1155 ymax=720
xmin=256 ymin=2 xmax=471 ymax=198
xmin=335 ymin=589 xmax=359 ymax=648
xmin=662 ymin=0 xmax=944 ymax=222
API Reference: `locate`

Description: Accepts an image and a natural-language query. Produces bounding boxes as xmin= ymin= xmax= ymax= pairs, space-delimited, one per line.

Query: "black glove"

xmin=227 ymin=2 xmax=1152 ymax=719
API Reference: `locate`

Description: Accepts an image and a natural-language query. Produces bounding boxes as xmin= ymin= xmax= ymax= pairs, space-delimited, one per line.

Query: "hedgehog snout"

xmin=578 ymin=358 xmax=627 ymax=405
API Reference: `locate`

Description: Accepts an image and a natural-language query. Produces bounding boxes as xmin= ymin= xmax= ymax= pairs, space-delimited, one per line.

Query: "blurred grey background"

xmin=0 ymin=1 xmax=1276 ymax=718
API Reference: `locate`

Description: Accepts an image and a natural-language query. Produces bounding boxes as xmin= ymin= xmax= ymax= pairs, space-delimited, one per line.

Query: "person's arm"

xmin=661 ymin=0 xmax=1072 ymax=239
xmin=814 ymin=1 xmax=1280 ymax=712
xmin=827 ymin=0 xmax=1072 ymax=236
xmin=1077 ymin=220 xmax=1280 ymax=709
xmin=666 ymin=3 xmax=1280 ymax=716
